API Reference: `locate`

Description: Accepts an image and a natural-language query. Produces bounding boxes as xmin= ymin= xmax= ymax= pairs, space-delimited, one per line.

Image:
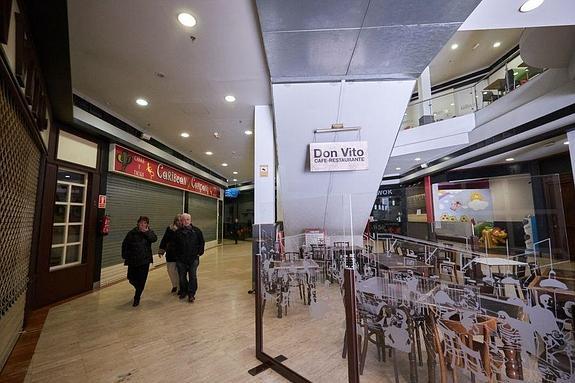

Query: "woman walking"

xmin=159 ymin=214 xmax=181 ymax=294
xmin=121 ymin=216 xmax=157 ymax=307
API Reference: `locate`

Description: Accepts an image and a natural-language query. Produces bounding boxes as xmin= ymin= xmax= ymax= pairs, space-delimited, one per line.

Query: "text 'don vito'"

xmin=309 ymin=141 xmax=368 ymax=172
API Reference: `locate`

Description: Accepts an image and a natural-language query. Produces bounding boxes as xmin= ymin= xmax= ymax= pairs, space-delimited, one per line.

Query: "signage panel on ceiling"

xmin=309 ymin=141 xmax=368 ymax=172
xmin=110 ymin=144 xmax=221 ymax=199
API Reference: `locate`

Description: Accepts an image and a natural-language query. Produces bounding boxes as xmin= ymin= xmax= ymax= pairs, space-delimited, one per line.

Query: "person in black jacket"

xmin=122 ymin=216 xmax=157 ymax=307
xmin=159 ymin=214 xmax=181 ymax=294
xmin=174 ymin=213 xmax=205 ymax=302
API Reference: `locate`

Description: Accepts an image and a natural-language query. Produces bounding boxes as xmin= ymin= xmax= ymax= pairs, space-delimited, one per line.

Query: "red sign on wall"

xmin=111 ymin=145 xmax=221 ymax=199
xmin=98 ymin=195 xmax=107 ymax=209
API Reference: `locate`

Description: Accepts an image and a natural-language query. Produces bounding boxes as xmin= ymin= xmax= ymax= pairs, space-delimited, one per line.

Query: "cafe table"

xmin=270 ymin=259 xmax=320 ymax=318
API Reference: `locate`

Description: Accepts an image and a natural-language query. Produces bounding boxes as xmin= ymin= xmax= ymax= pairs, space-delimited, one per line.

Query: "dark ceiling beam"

xmin=20 ymin=0 xmax=73 ymax=124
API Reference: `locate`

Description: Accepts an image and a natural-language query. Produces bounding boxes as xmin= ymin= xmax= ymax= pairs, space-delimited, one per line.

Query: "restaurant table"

xmin=364 ymin=253 xmax=435 ymax=277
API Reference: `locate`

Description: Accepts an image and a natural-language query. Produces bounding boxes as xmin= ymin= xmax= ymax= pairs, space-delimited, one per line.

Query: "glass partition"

xmin=254 ymin=183 xmax=574 ymax=382
xmin=401 ymin=52 xmax=547 ymax=131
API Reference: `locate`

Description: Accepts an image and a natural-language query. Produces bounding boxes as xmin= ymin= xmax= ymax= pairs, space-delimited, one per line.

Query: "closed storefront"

xmin=99 ymin=145 xmax=222 ymax=285
xmin=187 ymin=193 xmax=218 ymax=243
xmin=100 ymin=174 xmax=185 ymax=284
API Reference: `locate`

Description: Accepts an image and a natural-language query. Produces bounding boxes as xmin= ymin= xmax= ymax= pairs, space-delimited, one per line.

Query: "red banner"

xmin=111 ymin=145 xmax=221 ymax=199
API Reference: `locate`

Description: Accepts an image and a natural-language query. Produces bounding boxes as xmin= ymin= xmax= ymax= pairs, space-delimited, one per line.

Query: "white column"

xmin=417 ymin=66 xmax=432 ymax=117
xmin=254 ymin=105 xmax=276 ymax=224
xmin=568 ymin=130 xmax=575 ymax=186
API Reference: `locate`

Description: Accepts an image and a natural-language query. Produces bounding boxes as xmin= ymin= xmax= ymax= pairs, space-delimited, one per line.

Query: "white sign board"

xmin=309 ymin=141 xmax=368 ymax=172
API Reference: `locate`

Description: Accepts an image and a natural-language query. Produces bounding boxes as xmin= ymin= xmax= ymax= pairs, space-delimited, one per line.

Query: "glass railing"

xmin=401 ymin=52 xmax=547 ymax=130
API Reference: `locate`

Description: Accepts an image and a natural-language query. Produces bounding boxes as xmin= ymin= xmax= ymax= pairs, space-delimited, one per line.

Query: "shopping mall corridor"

xmin=17 ymin=241 xmax=286 ymax=383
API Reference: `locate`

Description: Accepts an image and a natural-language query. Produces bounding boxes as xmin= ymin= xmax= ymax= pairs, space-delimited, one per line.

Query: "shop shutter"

xmin=187 ymin=193 xmax=218 ymax=242
xmin=101 ymin=174 xmax=183 ymax=268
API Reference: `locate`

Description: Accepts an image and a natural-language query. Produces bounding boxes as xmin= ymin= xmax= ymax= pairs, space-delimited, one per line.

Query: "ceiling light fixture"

xmin=136 ymin=98 xmax=149 ymax=106
xmin=519 ymin=0 xmax=544 ymax=13
xmin=178 ymin=12 xmax=197 ymax=27
xmin=505 ymin=158 xmax=515 ymax=162
xmin=395 ymin=167 xmax=401 ymax=171
xmin=564 ymin=141 xmax=570 ymax=145
xmin=225 ymin=95 xmax=236 ymax=103
xmin=450 ymin=103 xmax=454 ymax=106
xmin=244 ymin=130 xmax=253 ymax=135
xmin=205 ymin=151 xmax=213 ymax=155
xmin=221 ymin=163 xmax=228 ymax=167
xmin=493 ymin=41 xmax=501 ymax=48
xmin=180 ymin=132 xmax=190 ymax=138
xmin=232 ymin=171 xmax=238 ymax=175
xmin=414 ymin=157 xmax=421 ymax=161
xmin=233 ymin=178 xmax=237 ymax=182
xmin=472 ymin=43 xmax=480 ymax=50
xmin=451 ymin=43 xmax=459 ymax=50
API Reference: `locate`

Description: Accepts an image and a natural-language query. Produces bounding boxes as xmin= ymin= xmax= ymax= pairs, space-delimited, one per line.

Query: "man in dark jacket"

xmin=122 ymin=216 xmax=157 ymax=307
xmin=174 ymin=213 xmax=205 ymax=302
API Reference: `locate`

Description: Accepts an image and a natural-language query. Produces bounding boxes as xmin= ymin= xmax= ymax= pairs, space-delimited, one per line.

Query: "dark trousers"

xmin=127 ymin=264 xmax=150 ymax=299
xmin=177 ymin=258 xmax=199 ymax=297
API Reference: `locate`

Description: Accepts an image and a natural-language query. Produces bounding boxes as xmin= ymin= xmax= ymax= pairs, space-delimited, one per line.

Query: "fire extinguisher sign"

xmin=98 ymin=195 xmax=107 ymax=209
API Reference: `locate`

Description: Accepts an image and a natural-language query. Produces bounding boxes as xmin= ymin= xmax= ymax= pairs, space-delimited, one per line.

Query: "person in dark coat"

xmin=159 ymin=214 xmax=181 ymax=294
xmin=174 ymin=213 xmax=205 ymax=302
xmin=122 ymin=216 xmax=157 ymax=307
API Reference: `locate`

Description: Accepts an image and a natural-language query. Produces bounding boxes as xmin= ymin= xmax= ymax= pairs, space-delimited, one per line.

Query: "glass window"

xmin=52 ymin=226 xmax=66 ymax=245
xmin=70 ymin=185 xmax=85 ymax=203
xmin=67 ymin=225 xmax=81 ymax=243
xmin=51 ymin=168 xmax=88 ymax=270
xmin=50 ymin=247 xmax=64 ymax=267
xmin=55 ymin=184 xmax=69 ymax=202
xmin=57 ymin=170 xmax=86 ymax=184
xmin=53 ymin=205 xmax=67 ymax=223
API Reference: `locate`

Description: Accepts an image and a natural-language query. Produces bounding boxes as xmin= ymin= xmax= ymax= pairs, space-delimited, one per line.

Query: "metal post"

xmin=344 ymin=268 xmax=360 ymax=383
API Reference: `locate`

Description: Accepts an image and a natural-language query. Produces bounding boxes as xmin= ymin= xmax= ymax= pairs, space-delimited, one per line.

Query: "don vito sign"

xmin=309 ymin=141 xmax=368 ymax=172
xmin=111 ymin=144 xmax=221 ymax=198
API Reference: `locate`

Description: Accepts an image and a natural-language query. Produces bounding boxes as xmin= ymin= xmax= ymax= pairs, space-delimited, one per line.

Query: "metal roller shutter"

xmin=101 ymin=174 xmax=184 ymax=268
xmin=187 ymin=193 xmax=218 ymax=242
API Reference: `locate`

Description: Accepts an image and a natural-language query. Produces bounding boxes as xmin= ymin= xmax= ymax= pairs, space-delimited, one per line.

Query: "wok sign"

xmin=309 ymin=141 xmax=368 ymax=172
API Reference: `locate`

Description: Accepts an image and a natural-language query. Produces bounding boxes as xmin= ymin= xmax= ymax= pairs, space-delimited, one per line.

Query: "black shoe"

xmin=132 ymin=297 xmax=140 ymax=307
xmin=188 ymin=296 xmax=195 ymax=303
xmin=179 ymin=293 xmax=187 ymax=300
xmin=171 ymin=287 xmax=177 ymax=293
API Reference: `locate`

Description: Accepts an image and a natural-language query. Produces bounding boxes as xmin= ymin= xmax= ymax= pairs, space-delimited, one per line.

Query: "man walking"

xmin=122 ymin=216 xmax=157 ymax=307
xmin=174 ymin=213 xmax=205 ymax=302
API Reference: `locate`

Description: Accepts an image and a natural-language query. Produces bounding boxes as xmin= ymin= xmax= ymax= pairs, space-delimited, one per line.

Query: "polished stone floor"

xmin=24 ymin=241 xmax=289 ymax=383
xmin=20 ymin=240 xmax=457 ymax=383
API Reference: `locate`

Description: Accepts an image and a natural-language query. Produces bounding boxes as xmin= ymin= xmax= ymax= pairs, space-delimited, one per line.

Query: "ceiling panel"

xmin=364 ymin=0 xmax=481 ymax=27
xmin=255 ymin=0 xmax=369 ymax=31
xmin=349 ymin=25 xmax=460 ymax=77
xmin=264 ymin=30 xmax=359 ymax=78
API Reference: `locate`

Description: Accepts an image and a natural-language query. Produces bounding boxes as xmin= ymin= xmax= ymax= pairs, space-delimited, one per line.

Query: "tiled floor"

xmin=11 ymin=240 xmax=441 ymax=383
xmin=21 ymin=241 xmax=288 ymax=383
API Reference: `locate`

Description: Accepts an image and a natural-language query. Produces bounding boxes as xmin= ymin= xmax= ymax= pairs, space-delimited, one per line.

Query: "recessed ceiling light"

xmin=414 ymin=157 xmax=421 ymax=161
xmin=205 ymin=151 xmax=213 ymax=155
xmin=450 ymin=103 xmax=455 ymax=106
xmin=65 ymin=175 xmax=70 ymax=178
xmin=244 ymin=130 xmax=253 ymax=135
xmin=178 ymin=12 xmax=197 ymax=27
xmin=519 ymin=0 xmax=544 ymax=12
xmin=505 ymin=158 xmax=515 ymax=162
xmin=233 ymin=178 xmax=237 ymax=182
xmin=221 ymin=163 xmax=228 ymax=167
xmin=232 ymin=171 xmax=238 ymax=175
xmin=493 ymin=41 xmax=501 ymax=48
xmin=564 ymin=141 xmax=570 ymax=145
xmin=451 ymin=43 xmax=459 ymax=50
xmin=395 ymin=167 xmax=401 ymax=171
xmin=224 ymin=95 xmax=236 ymax=103
xmin=136 ymin=98 xmax=149 ymax=106
xmin=180 ymin=132 xmax=190 ymax=138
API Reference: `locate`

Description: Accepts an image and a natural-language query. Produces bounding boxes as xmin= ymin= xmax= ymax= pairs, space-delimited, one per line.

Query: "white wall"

xmin=254 ymin=105 xmax=275 ymax=224
xmin=489 ymin=175 xmax=535 ymax=221
xmin=57 ymin=130 xmax=99 ymax=168
xmin=272 ymin=80 xmax=415 ymax=237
